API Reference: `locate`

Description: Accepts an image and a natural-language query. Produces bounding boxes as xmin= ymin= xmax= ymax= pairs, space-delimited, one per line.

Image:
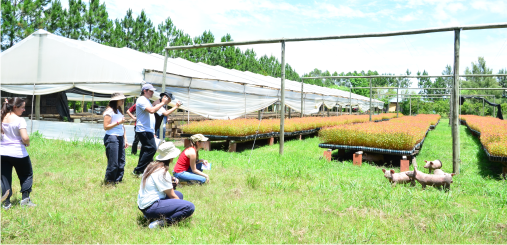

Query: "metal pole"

xmin=349 ymin=85 xmax=352 ymax=115
xmin=91 ymin=92 xmax=94 ymax=114
xmin=280 ymin=41 xmax=286 ymax=155
xmin=396 ymin=85 xmax=399 ymax=117
xmin=160 ymin=47 xmax=169 ymax=140
xmin=369 ymin=78 xmax=372 ymax=121
xmin=452 ymin=29 xmax=461 ymax=174
xmin=244 ymin=85 xmax=247 ymax=119
xmin=300 ymin=79 xmax=304 ymax=118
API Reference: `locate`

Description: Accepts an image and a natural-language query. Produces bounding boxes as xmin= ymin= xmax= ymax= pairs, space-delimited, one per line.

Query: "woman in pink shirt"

xmin=1 ymin=98 xmax=36 ymax=210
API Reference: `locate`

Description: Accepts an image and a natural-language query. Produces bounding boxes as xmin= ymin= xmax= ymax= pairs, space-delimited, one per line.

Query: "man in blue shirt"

xmin=132 ymin=84 xmax=169 ymax=176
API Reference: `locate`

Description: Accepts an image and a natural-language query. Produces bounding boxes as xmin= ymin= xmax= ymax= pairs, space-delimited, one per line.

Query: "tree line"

xmin=2 ymin=0 xmax=506 ymax=117
xmin=1 ymin=0 xmax=300 ymax=81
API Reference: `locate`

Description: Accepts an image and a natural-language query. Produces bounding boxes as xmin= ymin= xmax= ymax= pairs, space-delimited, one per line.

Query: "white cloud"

xmin=471 ymin=0 xmax=507 ymax=13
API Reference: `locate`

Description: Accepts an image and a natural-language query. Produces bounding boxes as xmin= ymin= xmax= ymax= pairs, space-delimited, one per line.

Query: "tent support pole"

xmin=35 ymin=96 xmax=41 ymax=120
xmin=349 ymin=85 xmax=352 ymax=115
xmin=300 ymin=79 xmax=304 ymax=118
xmin=160 ymin=48 xmax=169 ymax=140
xmin=452 ymin=28 xmax=461 ymax=175
xmin=91 ymin=92 xmax=94 ymax=114
xmin=369 ymin=78 xmax=372 ymax=121
xmin=396 ymin=86 xmax=399 ymax=118
xmin=280 ymin=40 xmax=286 ymax=155
xmin=494 ymin=97 xmax=496 ymax=117
xmin=187 ymin=78 xmax=192 ymax=125
xmin=244 ymin=85 xmax=247 ymax=119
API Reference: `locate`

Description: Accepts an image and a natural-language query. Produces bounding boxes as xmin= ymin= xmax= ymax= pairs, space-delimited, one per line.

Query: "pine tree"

xmin=83 ymin=0 xmax=110 ymax=43
xmin=45 ymin=0 xmax=66 ymax=35
xmin=1 ymin=0 xmax=20 ymax=50
xmin=121 ymin=9 xmax=135 ymax=48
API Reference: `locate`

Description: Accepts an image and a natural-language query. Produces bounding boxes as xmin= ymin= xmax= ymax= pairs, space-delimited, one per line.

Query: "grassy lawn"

xmin=1 ymin=119 xmax=506 ymax=243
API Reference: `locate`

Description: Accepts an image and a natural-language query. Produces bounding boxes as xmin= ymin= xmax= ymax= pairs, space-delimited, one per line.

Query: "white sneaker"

xmin=148 ymin=219 xmax=165 ymax=229
xmin=20 ymin=198 xmax=36 ymax=207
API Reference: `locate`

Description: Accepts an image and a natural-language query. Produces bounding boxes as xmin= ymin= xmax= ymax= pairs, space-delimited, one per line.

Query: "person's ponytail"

xmin=1 ymin=97 xmax=26 ymax=134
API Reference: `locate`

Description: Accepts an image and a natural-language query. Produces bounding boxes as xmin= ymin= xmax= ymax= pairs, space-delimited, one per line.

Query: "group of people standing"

xmin=1 ymin=83 xmax=210 ymax=228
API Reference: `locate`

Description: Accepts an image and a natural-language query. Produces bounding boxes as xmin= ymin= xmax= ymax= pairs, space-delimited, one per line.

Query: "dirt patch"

xmin=496 ymin=223 xmax=506 ymax=230
xmin=290 ymin=228 xmax=308 ymax=242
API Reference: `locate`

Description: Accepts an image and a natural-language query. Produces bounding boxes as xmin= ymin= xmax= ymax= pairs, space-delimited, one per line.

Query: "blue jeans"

xmin=134 ymin=132 xmax=156 ymax=174
xmin=140 ymin=190 xmax=195 ymax=224
xmin=103 ymin=134 xmax=126 ymax=182
xmin=155 ymin=116 xmax=167 ymax=139
xmin=173 ymin=163 xmax=206 ymax=184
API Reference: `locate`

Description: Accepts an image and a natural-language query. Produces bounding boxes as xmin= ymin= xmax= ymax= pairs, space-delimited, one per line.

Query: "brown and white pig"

xmin=405 ymin=167 xmax=455 ymax=191
xmin=382 ymin=169 xmax=415 ymax=187
xmin=423 ymin=160 xmax=442 ymax=173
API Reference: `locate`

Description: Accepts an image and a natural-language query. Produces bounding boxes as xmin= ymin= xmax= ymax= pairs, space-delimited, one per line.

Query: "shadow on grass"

xmin=329 ymin=150 xmax=406 ymax=169
xmin=464 ymin=128 xmax=504 ymax=180
xmin=136 ymin=214 xmax=194 ymax=229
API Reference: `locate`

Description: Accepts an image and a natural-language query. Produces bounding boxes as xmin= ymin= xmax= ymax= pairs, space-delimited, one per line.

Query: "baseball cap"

xmin=142 ymin=84 xmax=156 ymax=91
xmin=160 ymin=91 xmax=175 ymax=100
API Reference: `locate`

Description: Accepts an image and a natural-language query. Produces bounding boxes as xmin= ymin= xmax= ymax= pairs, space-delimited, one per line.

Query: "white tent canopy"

xmin=1 ymin=29 xmax=383 ymax=119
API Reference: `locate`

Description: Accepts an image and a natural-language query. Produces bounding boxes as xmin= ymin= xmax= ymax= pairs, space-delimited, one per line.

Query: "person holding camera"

xmin=173 ymin=134 xmax=210 ymax=184
xmin=1 ymin=97 xmax=36 ymax=210
xmin=138 ymin=142 xmax=195 ymax=229
xmin=133 ymin=84 xmax=181 ymax=176
xmin=152 ymin=91 xmax=181 ymax=140
xmin=102 ymin=93 xmax=127 ymax=184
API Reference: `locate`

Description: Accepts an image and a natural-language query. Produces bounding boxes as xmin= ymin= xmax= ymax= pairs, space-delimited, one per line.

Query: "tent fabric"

xmin=460 ymin=96 xmax=503 ymax=120
xmin=1 ymin=29 xmax=383 ymax=119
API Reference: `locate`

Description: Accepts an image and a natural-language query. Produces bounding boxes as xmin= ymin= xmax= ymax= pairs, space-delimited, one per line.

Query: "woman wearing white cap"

xmin=173 ymin=134 xmax=210 ymax=184
xmin=138 ymin=142 xmax=195 ymax=229
xmin=103 ymin=93 xmax=127 ymax=184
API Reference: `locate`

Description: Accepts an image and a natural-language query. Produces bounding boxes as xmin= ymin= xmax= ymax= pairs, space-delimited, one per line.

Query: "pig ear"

xmin=429 ymin=162 xmax=433 ymax=166
xmin=382 ymin=169 xmax=386 ymax=173
xmin=451 ymin=173 xmax=456 ymax=177
xmin=424 ymin=160 xmax=427 ymax=163
xmin=390 ymin=169 xmax=395 ymax=174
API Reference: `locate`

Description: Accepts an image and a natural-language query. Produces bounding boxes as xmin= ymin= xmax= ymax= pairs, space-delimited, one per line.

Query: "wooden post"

xmin=228 ymin=140 xmax=236 ymax=152
xmin=35 ymin=95 xmax=41 ymax=120
xmin=258 ymin=110 xmax=261 ymax=120
xmin=452 ymin=29 xmax=461 ymax=174
xmin=369 ymin=78 xmax=372 ymax=121
xmin=280 ymin=40 xmax=286 ymax=155
xmin=82 ymin=95 xmax=85 ymax=113
xmin=160 ymin=47 xmax=169 ymax=140
xmin=494 ymin=97 xmax=496 ymax=117
xmin=289 ymin=107 xmax=291 ymax=118
xmin=409 ymin=95 xmax=412 ymax=116
xmin=482 ymin=97 xmax=485 ymax=116
xmin=301 ymin=79 xmax=304 ymax=118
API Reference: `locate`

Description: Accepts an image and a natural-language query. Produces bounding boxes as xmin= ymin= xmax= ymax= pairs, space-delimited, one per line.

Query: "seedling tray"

xmin=319 ymin=124 xmax=435 ymax=156
xmin=460 ymin=119 xmax=507 ymax=163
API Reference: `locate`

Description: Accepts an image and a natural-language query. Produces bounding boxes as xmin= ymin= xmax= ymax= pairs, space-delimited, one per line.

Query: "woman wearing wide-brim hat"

xmin=138 ymin=142 xmax=195 ymax=229
xmin=102 ymin=92 xmax=127 ymax=184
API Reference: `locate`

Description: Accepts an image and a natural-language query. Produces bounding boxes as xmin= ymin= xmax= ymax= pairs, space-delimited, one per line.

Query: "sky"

xmin=67 ymin=0 xmax=507 ymax=86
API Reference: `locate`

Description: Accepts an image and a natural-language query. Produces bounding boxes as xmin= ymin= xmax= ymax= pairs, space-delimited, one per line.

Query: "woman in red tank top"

xmin=173 ymin=134 xmax=210 ymax=184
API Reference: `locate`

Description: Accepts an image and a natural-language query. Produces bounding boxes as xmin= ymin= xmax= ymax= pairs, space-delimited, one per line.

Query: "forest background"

xmin=2 ymin=0 xmax=506 ymax=117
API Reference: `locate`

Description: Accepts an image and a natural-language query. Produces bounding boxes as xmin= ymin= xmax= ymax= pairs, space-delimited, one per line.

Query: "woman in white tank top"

xmin=102 ymin=93 xmax=127 ymax=185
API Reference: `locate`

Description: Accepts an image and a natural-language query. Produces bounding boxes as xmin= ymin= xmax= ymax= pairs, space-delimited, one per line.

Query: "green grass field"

xmin=1 ymin=119 xmax=506 ymax=243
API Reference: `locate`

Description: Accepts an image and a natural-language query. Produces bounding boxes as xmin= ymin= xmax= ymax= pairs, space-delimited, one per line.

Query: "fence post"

xmin=452 ymin=29 xmax=461 ymax=175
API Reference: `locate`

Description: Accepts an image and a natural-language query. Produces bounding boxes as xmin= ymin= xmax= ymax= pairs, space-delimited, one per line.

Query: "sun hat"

xmin=110 ymin=92 xmax=126 ymax=101
xmin=190 ymin=134 xmax=208 ymax=143
xmin=160 ymin=91 xmax=175 ymax=100
xmin=142 ymin=83 xmax=157 ymax=91
xmin=155 ymin=142 xmax=181 ymax=161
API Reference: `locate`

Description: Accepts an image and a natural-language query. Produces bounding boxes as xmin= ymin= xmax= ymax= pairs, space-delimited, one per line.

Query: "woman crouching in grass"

xmin=138 ymin=142 xmax=195 ymax=229
xmin=173 ymin=134 xmax=210 ymax=184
